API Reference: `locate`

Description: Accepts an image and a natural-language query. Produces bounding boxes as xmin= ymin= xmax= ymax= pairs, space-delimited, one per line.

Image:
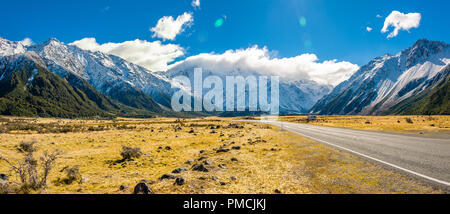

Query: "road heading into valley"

xmin=242 ymin=120 xmax=450 ymax=189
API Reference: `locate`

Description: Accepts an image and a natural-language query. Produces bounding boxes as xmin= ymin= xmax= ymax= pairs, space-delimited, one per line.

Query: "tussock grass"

xmin=0 ymin=117 xmax=442 ymax=194
xmin=277 ymin=115 xmax=449 ymax=134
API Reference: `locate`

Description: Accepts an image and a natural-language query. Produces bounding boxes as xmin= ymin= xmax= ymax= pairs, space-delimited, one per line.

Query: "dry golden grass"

xmin=0 ymin=116 xmax=443 ymax=194
xmin=275 ymin=115 xmax=450 ymax=134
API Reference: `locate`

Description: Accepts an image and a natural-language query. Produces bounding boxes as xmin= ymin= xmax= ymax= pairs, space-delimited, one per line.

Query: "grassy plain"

xmin=0 ymin=116 xmax=443 ymax=194
xmin=255 ymin=115 xmax=450 ymax=134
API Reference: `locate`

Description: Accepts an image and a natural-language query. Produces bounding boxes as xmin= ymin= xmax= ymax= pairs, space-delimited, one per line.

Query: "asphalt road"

xmin=243 ymin=120 xmax=450 ymax=189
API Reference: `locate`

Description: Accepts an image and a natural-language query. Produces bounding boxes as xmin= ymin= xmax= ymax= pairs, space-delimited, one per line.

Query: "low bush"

xmin=120 ymin=146 xmax=142 ymax=160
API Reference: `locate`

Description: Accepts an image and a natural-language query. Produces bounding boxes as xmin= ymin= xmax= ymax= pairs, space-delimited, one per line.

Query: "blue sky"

xmin=1 ymin=0 xmax=449 ymax=67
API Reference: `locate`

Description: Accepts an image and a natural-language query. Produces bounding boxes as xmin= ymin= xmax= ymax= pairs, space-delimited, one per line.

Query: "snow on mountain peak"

xmin=310 ymin=39 xmax=449 ymax=115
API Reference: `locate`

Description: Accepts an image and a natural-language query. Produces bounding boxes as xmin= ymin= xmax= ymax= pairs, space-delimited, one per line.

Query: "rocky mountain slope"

xmin=310 ymin=39 xmax=449 ymax=115
xmin=0 ymin=52 xmax=116 ymax=117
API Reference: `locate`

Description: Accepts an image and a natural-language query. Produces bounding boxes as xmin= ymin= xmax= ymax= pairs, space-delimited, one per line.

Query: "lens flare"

xmin=304 ymin=40 xmax=312 ymax=48
xmin=299 ymin=17 xmax=307 ymax=27
xmin=214 ymin=18 xmax=224 ymax=28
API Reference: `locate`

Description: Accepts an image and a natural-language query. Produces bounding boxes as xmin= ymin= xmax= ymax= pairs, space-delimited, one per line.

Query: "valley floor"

xmin=0 ymin=116 xmax=444 ymax=194
xmin=257 ymin=115 xmax=450 ymax=135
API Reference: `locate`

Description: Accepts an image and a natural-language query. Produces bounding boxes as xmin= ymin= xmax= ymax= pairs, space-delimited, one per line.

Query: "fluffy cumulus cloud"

xmin=168 ymin=46 xmax=359 ymax=86
xmin=191 ymin=0 xmax=200 ymax=8
xmin=70 ymin=38 xmax=184 ymax=71
xmin=381 ymin=11 xmax=421 ymax=38
xmin=366 ymin=27 xmax=373 ymax=32
xmin=150 ymin=12 xmax=193 ymax=41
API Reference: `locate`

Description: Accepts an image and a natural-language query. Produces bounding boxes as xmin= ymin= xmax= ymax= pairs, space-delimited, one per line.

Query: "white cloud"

xmin=168 ymin=46 xmax=359 ymax=86
xmin=191 ymin=0 xmax=200 ymax=8
xmin=381 ymin=11 xmax=421 ymax=38
xmin=366 ymin=27 xmax=373 ymax=32
xmin=20 ymin=38 xmax=33 ymax=46
xmin=376 ymin=14 xmax=383 ymax=18
xmin=150 ymin=12 xmax=194 ymax=41
xmin=70 ymin=38 xmax=184 ymax=71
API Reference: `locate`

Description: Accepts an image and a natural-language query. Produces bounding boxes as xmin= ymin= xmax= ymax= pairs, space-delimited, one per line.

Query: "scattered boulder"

xmin=219 ymin=181 xmax=227 ymax=186
xmin=0 ymin=174 xmax=9 ymax=188
xmin=174 ymin=177 xmax=186 ymax=186
xmin=119 ymin=185 xmax=129 ymax=190
xmin=210 ymin=130 xmax=217 ymax=134
xmin=231 ymin=157 xmax=238 ymax=162
xmin=159 ymin=174 xmax=176 ymax=180
xmin=199 ymin=150 xmax=206 ymax=154
xmin=198 ymin=156 xmax=208 ymax=161
xmin=165 ymin=146 xmax=172 ymax=150
xmin=274 ymin=189 xmax=281 ymax=194
xmin=172 ymin=167 xmax=188 ymax=174
xmin=230 ymin=176 xmax=237 ymax=181
xmin=212 ymin=176 xmax=218 ymax=181
xmin=185 ymin=159 xmax=194 ymax=165
xmin=133 ymin=182 xmax=152 ymax=194
xmin=218 ymin=164 xmax=227 ymax=169
xmin=232 ymin=146 xmax=241 ymax=150
xmin=192 ymin=164 xmax=209 ymax=172
xmin=202 ymin=160 xmax=212 ymax=165
xmin=188 ymin=129 xmax=195 ymax=133
xmin=217 ymin=148 xmax=230 ymax=153
xmin=0 ymin=174 xmax=8 ymax=181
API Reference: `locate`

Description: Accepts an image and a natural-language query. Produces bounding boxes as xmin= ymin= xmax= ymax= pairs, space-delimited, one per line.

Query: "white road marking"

xmin=271 ymin=122 xmax=450 ymax=187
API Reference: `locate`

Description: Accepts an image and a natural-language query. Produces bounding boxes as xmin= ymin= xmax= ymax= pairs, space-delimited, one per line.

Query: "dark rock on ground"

xmin=217 ymin=148 xmax=230 ymax=153
xmin=172 ymin=167 xmax=188 ymax=174
xmin=198 ymin=156 xmax=208 ymax=161
xmin=202 ymin=160 xmax=212 ymax=165
xmin=119 ymin=185 xmax=129 ymax=190
xmin=133 ymin=182 xmax=153 ymax=194
xmin=159 ymin=174 xmax=176 ymax=180
xmin=185 ymin=159 xmax=194 ymax=164
xmin=231 ymin=157 xmax=238 ymax=162
xmin=218 ymin=164 xmax=227 ymax=169
xmin=174 ymin=177 xmax=186 ymax=186
xmin=274 ymin=189 xmax=281 ymax=194
xmin=230 ymin=176 xmax=237 ymax=181
xmin=0 ymin=174 xmax=8 ymax=181
xmin=192 ymin=164 xmax=209 ymax=172
xmin=232 ymin=146 xmax=241 ymax=150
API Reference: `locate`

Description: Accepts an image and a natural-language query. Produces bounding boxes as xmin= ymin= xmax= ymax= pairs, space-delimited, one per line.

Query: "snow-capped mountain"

xmin=310 ymin=39 xmax=450 ymax=115
xmin=0 ymin=37 xmax=172 ymax=111
xmin=1 ymin=37 xmax=333 ymax=114
xmin=0 ymin=51 xmax=124 ymax=117
xmin=0 ymin=37 xmax=28 ymax=56
xmin=166 ymin=65 xmax=333 ymax=114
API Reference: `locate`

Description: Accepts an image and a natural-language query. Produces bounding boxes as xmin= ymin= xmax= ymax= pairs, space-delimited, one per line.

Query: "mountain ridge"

xmin=310 ymin=39 xmax=449 ymax=115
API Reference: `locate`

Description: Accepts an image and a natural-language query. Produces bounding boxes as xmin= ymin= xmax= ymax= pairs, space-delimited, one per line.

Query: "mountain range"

xmin=311 ymin=39 xmax=449 ymax=115
xmin=0 ymin=37 xmax=448 ymax=117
